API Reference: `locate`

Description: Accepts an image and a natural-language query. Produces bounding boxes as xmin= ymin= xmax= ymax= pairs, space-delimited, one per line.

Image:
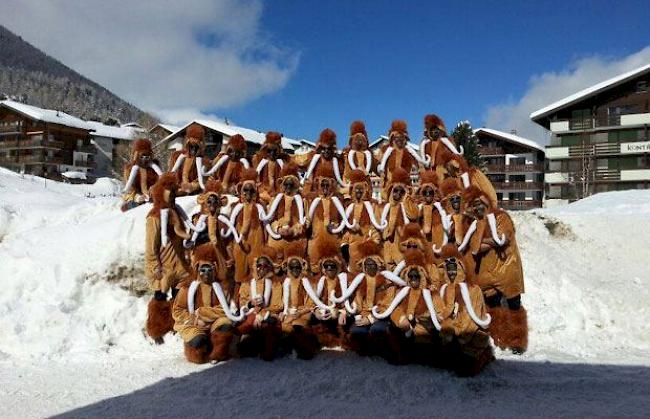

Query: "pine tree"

xmin=451 ymin=121 xmax=483 ymax=169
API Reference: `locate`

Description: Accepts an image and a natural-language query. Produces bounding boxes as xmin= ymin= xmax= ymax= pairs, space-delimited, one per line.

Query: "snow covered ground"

xmin=0 ymin=167 xmax=649 ymax=418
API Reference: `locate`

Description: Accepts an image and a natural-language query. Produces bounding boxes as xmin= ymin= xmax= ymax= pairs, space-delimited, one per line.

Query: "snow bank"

xmin=1 ymin=166 xmax=649 ymax=365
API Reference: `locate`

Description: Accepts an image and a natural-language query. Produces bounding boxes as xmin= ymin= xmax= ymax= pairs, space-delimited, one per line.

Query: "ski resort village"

xmin=0 ymin=3 xmax=649 ymax=419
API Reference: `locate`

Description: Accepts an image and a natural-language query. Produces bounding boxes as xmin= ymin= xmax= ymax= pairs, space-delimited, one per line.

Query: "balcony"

xmin=556 ymin=113 xmax=650 ymax=132
xmin=485 ymin=163 xmax=544 ymax=173
xmin=480 ymin=146 xmax=504 ymax=156
xmin=0 ymin=155 xmax=65 ymax=165
xmin=0 ymin=138 xmax=65 ymax=150
xmin=0 ymin=123 xmax=22 ymax=133
xmin=499 ymin=200 xmax=543 ymax=210
xmin=492 ymin=181 xmax=544 ymax=191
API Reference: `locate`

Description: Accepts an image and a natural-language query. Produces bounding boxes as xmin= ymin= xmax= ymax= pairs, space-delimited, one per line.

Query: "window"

xmin=636 ymin=81 xmax=648 ymax=93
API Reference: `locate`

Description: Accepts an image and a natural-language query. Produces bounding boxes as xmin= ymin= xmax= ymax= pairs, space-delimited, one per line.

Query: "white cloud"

xmin=1 ymin=0 xmax=299 ymax=121
xmin=483 ymin=47 xmax=650 ymax=145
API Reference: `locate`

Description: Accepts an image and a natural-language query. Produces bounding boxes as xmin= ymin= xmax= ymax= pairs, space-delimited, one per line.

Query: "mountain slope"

xmin=0 ymin=25 xmax=155 ymax=125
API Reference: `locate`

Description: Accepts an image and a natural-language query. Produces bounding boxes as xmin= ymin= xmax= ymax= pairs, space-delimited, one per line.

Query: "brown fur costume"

xmin=416 ymin=170 xmax=449 ymax=263
xmin=342 ymin=120 xmax=376 ymax=183
xmin=173 ymin=244 xmax=236 ymax=363
xmin=380 ymin=167 xmax=419 ymax=269
xmin=168 ymin=123 xmax=210 ymax=195
xmin=296 ymin=128 xmax=345 ymax=195
xmin=341 ymin=170 xmax=382 ymax=269
xmin=265 ymin=162 xmax=308 ymax=260
xmin=435 ymin=148 xmax=498 ymax=208
xmin=230 ymin=168 xmax=267 ymax=283
xmin=253 ymin=131 xmax=290 ymax=203
xmin=205 ymin=134 xmax=250 ymax=194
xmin=378 ymin=120 xmax=419 ymax=192
xmin=122 ymin=138 xmax=160 ymax=207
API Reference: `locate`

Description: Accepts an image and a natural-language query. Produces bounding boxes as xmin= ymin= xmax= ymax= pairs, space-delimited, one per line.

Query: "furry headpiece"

xmin=314 ymin=163 xmax=336 ymax=181
xmin=197 ymin=179 xmax=223 ymax=206
xmin=239 ymin=168 xmax=258 ymax=184
xmin=349 ymin=120 xmax=368 ymax=148
xmin=355 ymin=239 xmax=384 ymax=270
xmin=279 ymin=161 xmax=300 ymax=180
xmin=463 ymin=185 xmax=492 ymax=208
xmin=131 ymin=138 xmax=153 ymax=161
xmin=265 ymin=131 xmax=283 ymax=146
xmin=227 ymin=134 xmax=247 ymax=152
xmin=388 ymin=120 xmax=408 ymax=140
xmin=424 ymin=114 xmax=447 ymax=134
xmin=439 ymin=177 xmax=461 ymax=198
xmin=400 ymin=248 xmax=429 ymax=288
xmin=184 ymin=123 xmax=206 ymax=155
xmin=150 ymin=172 xmax=178 ymax=209
xmin=255 ymin=245 xmax=282 ymax=267
xmin=282 ymin=240 xmax=309 ymax=273
xmin=418 ymin=170 xmax=438 ymax=190
xmin=317 ymin=128 xmax=337 ymax=148
xmin=435 ymin=244 xmax=467 ymax=276
xmin=348 ymin=169 xmax=370 ymax=186
xmin=191 ymin=243 xmax=219 ymax=270
xmin=388 ymin=167 xmax=411 ymax=190
xmin=314 ymin=235 xmax=344 ymax=269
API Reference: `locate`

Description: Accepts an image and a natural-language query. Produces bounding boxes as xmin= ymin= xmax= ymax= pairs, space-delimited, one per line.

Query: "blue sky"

xmin=209 ymin=0 xmax=650 ymax=143
xmin=3 ymin=0 xmax=650 ymax=144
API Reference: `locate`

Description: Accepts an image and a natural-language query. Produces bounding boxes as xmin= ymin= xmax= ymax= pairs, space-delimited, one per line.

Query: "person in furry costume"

xmin=374 ymin=248 xmax=441 ymax=364
xmin=237 ymin=246 xmax=287 ymax=361
xmin=458 ymin=186 xmax=527 ymax=354
xmin=185 ymin=179 xmax=235 ymax=284
xmin=203 ymin=134 xmax=251 ymax=194
xmin=439 ymin=177 xmax=466 ymax=247
xmin=253 ymin=131 xmax=290 ymax=204
xmin=227 ymin=168 xmax=268 ymax=285
xmin=263 ymin=162 xmax=308 ymax=260
xmin=121 ymin=138 xmax=163 ymax=212
xmin=419 ymin=114 xmax=463 ymax=169
xmin=377 ymin=120 xmax=429 ymax=197
xmin=435 ymin=147 xmax=498 ymax=209
xmin=305 ymin=164 xmax=350 ymax=271
xmin=332 ymin=239 xmax=396 ymax=356
xmin=341 ymin=121 xmax=376 ymax=187
xmin=173 ymin=244 xmax=248 ymax=363
xmin=378 ymin=167 xmax=419 ymax=270
xmin=295 ymin=236 xmax=347 ymax=357
xmin=144 ymin=173 xmax=193 ymax=343
xmin=168 ymin=123 xmax=210 ymax=195
xmin=416 ymin=170 xmax=451 ymax=263
xmin=397 ymin=222 xmax=442 ymax=289
xmin=296 ymin=128 xmax=346 ymax=195
xmin=432 ymin=244 xmax=494 ymax=376
xmin=340 ymin=170 xmax=384 ymax=268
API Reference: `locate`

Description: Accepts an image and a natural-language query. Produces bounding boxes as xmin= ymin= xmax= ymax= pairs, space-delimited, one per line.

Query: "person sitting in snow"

xmin=203 ymin=134 xmax=250 ymax=195
xmin=121 ymin=138 xmax=163 ymax=212
xmin=168 ymin=123 xmax=210 ymax=196
xmin=434 ymin=244 xmax=494 ymax=376
xmin=144 ymin=173 xmax=193 ymax=344
xmin=252 ymin=131 xmax=291 ymax=204
xmin=458 ymin=185 xmax=527 ymax=354
xmin=236 ymin=246 xmax=287 ymax=361
xmin=173 ymin=244 xmax=248 ymax=364
xmin=333 ymin=239 xmax=395 ymax=357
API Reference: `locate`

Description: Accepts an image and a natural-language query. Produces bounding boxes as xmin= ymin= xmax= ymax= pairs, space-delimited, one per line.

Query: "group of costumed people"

xmin=122 ymin=114 xmax=527 ymax=376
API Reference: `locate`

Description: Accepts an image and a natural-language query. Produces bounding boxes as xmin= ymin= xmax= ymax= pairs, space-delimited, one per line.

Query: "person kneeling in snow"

xmin=121 ymin=138 xmax=162 ymax=212
xmin=435 ymin=244 xmax=494 ymax=376
xmin=173 ymin=244 xmax=247 ymax=364
xmin=236 ymin=246 xmax=288 ymax=361
xmin=459 ymin=186 xmax=528 ymax=354
xmin=145 ymin=173 xmax=193 ymax=344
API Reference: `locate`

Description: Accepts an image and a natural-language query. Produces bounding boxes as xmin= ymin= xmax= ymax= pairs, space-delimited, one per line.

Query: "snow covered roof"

xmin=86 ymin=120 xmax=145 ymax=141
xmin=530 ymin=63 xmax=650 ymax=121
xmin=474 ymin=128 xmax=544 ymax=153
xmin=161 ymin=119 xmax=296 ymax=151
xmin=0 ymin=100 xmax=91 ymax=131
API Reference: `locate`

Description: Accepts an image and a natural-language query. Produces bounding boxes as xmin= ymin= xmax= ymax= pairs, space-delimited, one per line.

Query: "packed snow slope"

xmin=0 ymin=167 xmax=649 ymax=418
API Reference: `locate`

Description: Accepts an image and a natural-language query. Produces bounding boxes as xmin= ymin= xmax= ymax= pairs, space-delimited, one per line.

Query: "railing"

xmin=480 ymin=146 xmax=504 ymax=156
xmin=492 ymin=181 xmax=544 ymax=190
xmin=76 ymin=144 xmax=96 ymax=153
xmin=0 ymin=138 xmax=65 ymax=150
xmin=0 ymin=155 xmax=64 ymax=165
xmin=499 ymin=200 xmax=543 ymax=210
xmin=485 ymin=163 xmax=544 ymax=173
xmin=568 ymin=142 xmax=621 ymax=157
xmin=0 ymin=123 xmax=22 ymax=133
xmin=594 ymin=169 xmax=621 ymax=181
xmin=569 ymin=116 xmax=621 ymax=130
